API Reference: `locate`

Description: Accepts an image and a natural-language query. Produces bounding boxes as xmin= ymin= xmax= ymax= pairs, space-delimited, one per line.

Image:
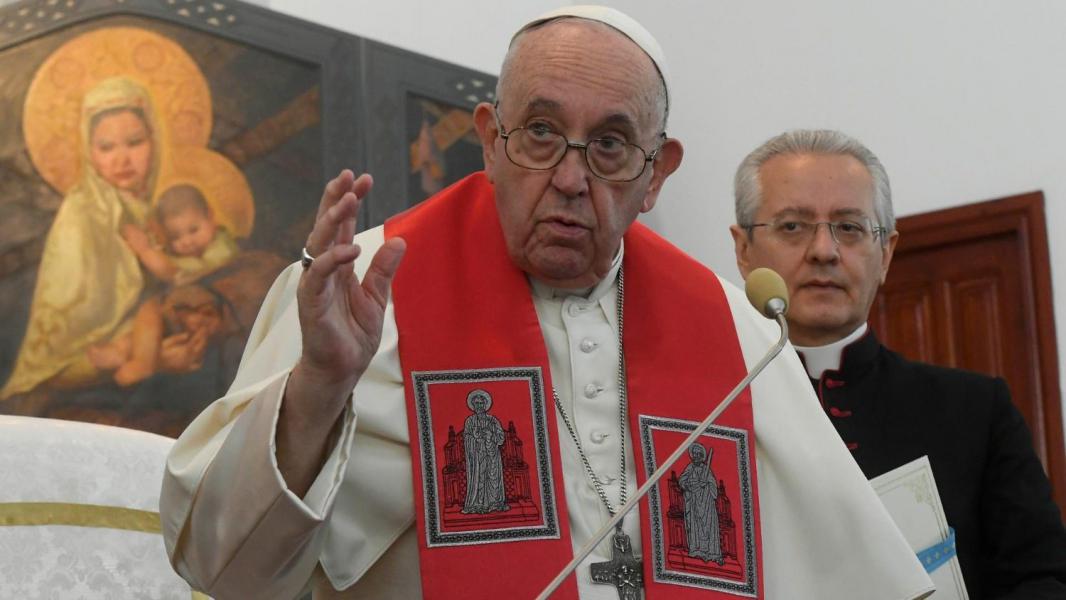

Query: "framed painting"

xmin=361 ymin=39 xmax=497 ymax=225
xmin=0 ymin=0 xmax=496 ymax=437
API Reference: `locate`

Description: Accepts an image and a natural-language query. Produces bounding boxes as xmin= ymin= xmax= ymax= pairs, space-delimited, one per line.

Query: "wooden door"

xmin=869 ymin=191 xmax=1066 ymax=512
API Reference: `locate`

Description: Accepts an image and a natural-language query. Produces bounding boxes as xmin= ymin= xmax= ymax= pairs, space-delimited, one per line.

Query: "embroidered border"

xmin=638 ymin=415 xmax=758 ymax=597
xmin=412 ymin=367 xmax=560 ymax=547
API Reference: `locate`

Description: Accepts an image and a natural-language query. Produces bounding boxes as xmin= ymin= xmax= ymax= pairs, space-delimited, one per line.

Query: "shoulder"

xmin=625 ymin=221 xmax=707 ymax=272
xmin=50 ymin=184 xmax=98 ymax=222
xmin=883 ymin=348 xmax=1001 ymax=390
xmin=196 ymin=230 xmax=239 ymax=266
xmin=881 ymin=348 xmax=1012 ymax=418
xmin=211 ymin=228 xmax=238 ymax=251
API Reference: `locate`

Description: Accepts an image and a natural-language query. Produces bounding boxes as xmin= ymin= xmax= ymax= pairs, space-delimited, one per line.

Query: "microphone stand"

xmin=536 ymin=306 xmax=788 ymax=599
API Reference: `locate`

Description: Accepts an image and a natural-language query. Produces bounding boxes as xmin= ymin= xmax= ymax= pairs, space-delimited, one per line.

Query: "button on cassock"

xmin=590 ymin=430 xmax=610 ymax=444
xmin=567 ymin=303 xmax=591 ymax=317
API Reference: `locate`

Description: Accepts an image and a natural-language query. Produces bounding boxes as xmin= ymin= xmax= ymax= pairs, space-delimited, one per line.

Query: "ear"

xmin=729 ymin=223 xmax=753 ymax=279
xmin=639 ymin=137 xmax=683 ymax=213
xmin=473 ymin=102 xmax=500 ymax=182
xmin=879 ymin=229 xmax=900 ymax=284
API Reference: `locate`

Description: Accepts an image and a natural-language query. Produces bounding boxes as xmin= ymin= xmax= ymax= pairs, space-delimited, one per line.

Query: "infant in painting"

xmin=88 ymin=184 xmax=237 ymax=385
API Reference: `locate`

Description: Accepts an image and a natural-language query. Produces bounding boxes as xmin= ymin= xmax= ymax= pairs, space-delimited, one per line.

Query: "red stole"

xmin=386 ymin=172 xmax=762 ymax=599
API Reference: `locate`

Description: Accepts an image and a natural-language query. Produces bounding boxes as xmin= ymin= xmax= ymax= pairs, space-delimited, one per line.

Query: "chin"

xmin=527 ymin=251 xmax=592 ymax=281
xmin=535 ymin=266 xmax=597 ymax=288
xmin=792 ymin=308 xmax=854 ymax=334
xmin=539 ymin=269 xmax=594 ymax=287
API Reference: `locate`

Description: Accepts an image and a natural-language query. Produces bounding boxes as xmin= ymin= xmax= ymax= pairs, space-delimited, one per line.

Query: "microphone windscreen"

xmin=745 ymin=268 xmax=789 ymax=318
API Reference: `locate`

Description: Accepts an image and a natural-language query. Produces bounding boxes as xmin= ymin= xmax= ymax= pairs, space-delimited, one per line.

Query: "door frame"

xmin=887 ymin=191 xmax=1065 ymax=509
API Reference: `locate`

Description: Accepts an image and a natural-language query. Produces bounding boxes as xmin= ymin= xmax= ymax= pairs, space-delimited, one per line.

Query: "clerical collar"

xmin=794 ymin=323 xmax=868 ymax=380
xmin=529 ymin=241 xmax=624 ymax=302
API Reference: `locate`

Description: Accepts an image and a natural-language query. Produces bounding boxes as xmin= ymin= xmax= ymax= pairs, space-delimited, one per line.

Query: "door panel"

xmin=869 ymin=192 xmax=1065 ymax=512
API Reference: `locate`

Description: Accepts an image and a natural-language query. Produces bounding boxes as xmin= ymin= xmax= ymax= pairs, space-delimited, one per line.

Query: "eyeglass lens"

xmin=768 ymin=220 xmax=877 ymax=245
xmin=504 ymin=129 xmax=648 ymax=181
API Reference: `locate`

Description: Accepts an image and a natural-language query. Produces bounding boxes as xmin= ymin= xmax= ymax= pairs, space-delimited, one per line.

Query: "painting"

xmin=406 ymin=94 xmax=487 ymax=207
xmin=360 ymin=39 xmax=496 ymax=227
xmin=0 ymin=0 xmax=496 ymax=437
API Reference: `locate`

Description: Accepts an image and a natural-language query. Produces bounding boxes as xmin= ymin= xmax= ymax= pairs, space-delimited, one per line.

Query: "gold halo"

xmin=23 ymin=26 xmax=212 ymax=194
xmin=155 ymin=146 xmax=255 ymax=239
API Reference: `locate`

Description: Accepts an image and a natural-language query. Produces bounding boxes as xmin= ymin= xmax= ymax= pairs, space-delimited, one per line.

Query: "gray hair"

xmin=496 ymin=18 xmax=669 ymax=133
xmin=734 ymin=129 xmax=894 ymax=240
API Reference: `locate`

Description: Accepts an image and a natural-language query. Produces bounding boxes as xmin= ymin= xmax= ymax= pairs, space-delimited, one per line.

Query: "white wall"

xmin=269 ymin=0 xmax=1066 ymax=414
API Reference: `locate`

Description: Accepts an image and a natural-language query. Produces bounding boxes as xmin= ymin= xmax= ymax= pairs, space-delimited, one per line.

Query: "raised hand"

xmin=293 ymin=170 xmax=406 ymax=400
xmin=278 ymin=170 xmax=406 ymax=494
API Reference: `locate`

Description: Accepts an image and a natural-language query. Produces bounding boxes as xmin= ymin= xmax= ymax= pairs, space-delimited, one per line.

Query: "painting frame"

xmin=1 ymin=0 xmax=367 ymax=189
xmin=361 ymin=38 xmax=497 ymax=226
xmin=0 ymin=0 xmax=496 ymax=437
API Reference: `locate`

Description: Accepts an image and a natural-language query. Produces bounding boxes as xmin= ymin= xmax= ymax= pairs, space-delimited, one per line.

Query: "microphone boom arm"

xmin=536 ymin=310 xmax=789 ymax=599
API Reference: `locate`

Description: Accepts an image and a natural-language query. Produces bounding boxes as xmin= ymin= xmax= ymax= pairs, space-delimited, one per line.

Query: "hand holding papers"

xmin=870 ymin=456 xmax=969 ymax=600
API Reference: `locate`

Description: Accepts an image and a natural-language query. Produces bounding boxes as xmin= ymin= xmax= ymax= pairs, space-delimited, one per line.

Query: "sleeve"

xmin=717 ymin=274 xmax=935 ymax=600
xmin=978 ymin=378 xmax=1066 ymax=599
xmin=159 ymin=226 xmax=409 ymax=599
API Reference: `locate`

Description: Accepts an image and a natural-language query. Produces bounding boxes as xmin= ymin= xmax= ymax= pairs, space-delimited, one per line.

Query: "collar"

xmin=794 ymin=324 xmax=870 ymax=380
xmin=529 ymin=240 xmax=624 ymax=302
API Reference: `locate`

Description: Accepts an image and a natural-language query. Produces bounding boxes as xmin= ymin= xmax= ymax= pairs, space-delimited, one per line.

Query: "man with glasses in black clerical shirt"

xmin=730 ymin=129 xmax=1066 ymax=599
xmin=161 ymin=9 xmax=935 ymax=600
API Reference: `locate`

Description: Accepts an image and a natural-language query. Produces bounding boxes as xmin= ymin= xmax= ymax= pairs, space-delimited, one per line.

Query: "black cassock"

xmin=803 ymin=328 xmax=1066 ymax=600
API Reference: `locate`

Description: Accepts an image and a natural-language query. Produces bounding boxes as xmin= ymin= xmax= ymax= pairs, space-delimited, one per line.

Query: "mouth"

xmin=539 ymin=216 xmax=591 ymax=240
xmin=799 ymin=279 xmax=846 ymax=292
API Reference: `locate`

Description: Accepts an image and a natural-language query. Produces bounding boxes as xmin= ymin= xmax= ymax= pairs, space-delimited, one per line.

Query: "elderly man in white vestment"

xmin=160 ymin=6 xmax=934 ymax=600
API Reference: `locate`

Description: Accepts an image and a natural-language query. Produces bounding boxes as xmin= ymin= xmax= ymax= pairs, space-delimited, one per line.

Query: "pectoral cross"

xmin=590 ymin=526 xmax=643 ymax=600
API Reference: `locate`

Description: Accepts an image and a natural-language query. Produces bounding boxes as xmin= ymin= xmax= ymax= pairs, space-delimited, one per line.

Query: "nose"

xmin=805 ymin=222 xmax=840 ymax=263
xmin=549 ymin=145 xmax=590 ymax=198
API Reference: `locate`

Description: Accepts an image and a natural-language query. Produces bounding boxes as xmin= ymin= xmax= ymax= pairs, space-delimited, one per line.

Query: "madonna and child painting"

xmin=0 ymin=11 xmax=487 ymax=437
xmin=0 ymin=20 xmax=315 ymax=436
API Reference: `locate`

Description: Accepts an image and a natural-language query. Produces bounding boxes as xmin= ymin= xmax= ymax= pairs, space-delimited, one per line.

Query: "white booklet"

xmin=870 ymin=456 xmax=969 ymax=599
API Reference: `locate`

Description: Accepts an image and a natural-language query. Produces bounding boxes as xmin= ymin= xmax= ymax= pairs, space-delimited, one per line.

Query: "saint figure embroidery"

xmin=415 ymin=368 xmax=551 ymax=545
xmin=461 ymin=389 xmax=510 ymax=514
xmin=678 ymin=443 xmax=724 ymax=564
xmin=641 ymin=416 xmax=756 ymax=592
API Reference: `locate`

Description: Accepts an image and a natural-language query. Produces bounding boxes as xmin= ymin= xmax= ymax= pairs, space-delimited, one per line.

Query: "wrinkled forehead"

xmin=512 ymin=6 xmax=670 ymax=111
xmin=503 ymin=22 xmax=663 ymax=136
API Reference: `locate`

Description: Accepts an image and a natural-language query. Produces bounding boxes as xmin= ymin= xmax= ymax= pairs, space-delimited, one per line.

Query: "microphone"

xmin=536 ymin=268 xmax=790 ymax=599
xmin=745 ymin=267 xmax=789 ymax=319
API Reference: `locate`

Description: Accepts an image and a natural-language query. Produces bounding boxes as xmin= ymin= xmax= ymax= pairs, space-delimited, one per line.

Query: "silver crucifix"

xmin=590 ymin=526 xmax=643 ymax=600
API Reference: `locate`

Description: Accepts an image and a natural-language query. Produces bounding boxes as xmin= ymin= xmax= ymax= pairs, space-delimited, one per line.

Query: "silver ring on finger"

xmin=301 ymin=246 xmax=315 ymax=270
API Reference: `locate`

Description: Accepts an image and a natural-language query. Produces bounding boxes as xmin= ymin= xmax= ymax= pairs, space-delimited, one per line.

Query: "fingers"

xmin=306 ymin=188 xmax=359 ymax=262
xmin=350 ymin=173 xmax=374 ymax=207
xmin=333 ymin=174 xmax=373 ymax=255
xmin=316 ymin=170 xmax=354 ymax=222
xmin=309 ymin=174 xmax=355 ymax=255
xmin=307 ymin=172 xmax=373 ymax=265
xmin=358 ymin=237 xmax=407 ymax=309
xmin=302 ymin=242 xmax=363 ymax=300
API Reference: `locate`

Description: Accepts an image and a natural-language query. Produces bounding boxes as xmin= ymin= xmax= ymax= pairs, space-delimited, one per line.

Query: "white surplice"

xmin=161 ymin=225 xmax=933 ymax=600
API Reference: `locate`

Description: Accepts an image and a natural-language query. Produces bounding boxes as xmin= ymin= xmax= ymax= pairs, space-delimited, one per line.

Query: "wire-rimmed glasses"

xmin=493 ymin=106 xmax=661 ymax=182
xmin=744 ymin=217 xmax=886 ymax=247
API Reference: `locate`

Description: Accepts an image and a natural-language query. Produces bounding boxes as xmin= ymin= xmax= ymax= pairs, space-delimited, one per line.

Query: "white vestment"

xmin=161 ymin=225 xmax=933 ymax=600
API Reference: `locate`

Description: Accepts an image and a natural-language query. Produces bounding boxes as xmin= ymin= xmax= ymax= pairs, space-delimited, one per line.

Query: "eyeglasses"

xmin=494 ymin=105 xmax=661 ymax=182
xmin=745 ymin=217 xmax=886 ymax=247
